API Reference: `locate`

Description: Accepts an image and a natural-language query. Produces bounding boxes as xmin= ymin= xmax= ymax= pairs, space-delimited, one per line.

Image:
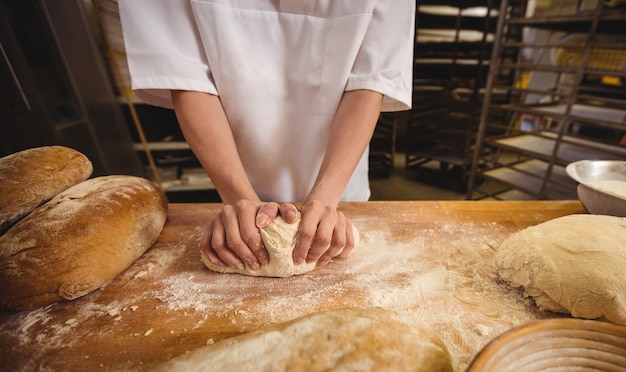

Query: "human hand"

xmin=255 ymin=202 xmax=300 ymax=228
xmin=200 ymin=201 xmax=300 ymax=270
xmin=293 ymin=200 xmax=357 ymax=267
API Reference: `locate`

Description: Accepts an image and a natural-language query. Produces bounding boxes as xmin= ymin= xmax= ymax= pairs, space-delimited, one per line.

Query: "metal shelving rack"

xmin=93 ymin=0 xmax=218 ymax=200
xmin=405 ymin=0 xmax=506 ymax=192
xmin=468 ymin=0 xmax=626 ymax=200
xmin=369 ymin=112 xmax=398 ymax=179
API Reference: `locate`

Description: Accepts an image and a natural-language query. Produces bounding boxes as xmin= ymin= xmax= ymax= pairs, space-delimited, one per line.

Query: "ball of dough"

xmin=202 ymin=215 xmax=360 ymax=277
xmin=494 ymin=214 xmax=626 ymax=325
xmin=151 ymin=307 xmax=453 ymax=372
xmin=0 ymin=175 xmax=168 ymax=310
xmin=0 ymin=146 xmax=92 ymax=231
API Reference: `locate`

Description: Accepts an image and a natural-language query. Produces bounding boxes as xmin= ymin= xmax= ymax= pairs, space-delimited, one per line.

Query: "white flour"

xmin=0 ymin=219 xmax=552 ymax=371
xmin=144 ymin=221 xmax=546 ymax=370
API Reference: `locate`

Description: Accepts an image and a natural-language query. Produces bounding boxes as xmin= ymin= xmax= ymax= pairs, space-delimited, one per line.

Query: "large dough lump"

xmin=202 ymin=215 xmax=359 ymax=277
xmin=494 ymin=214 xmax=626 ymax=325
xmin=151 ymin=307 xmax=453 ymax=372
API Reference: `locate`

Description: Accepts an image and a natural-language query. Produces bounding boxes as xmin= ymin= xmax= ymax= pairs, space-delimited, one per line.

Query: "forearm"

xmin=170 ymin=90 xmax=259 ymax=204
xmin=306 ymin=89 xmax=383 ymax=206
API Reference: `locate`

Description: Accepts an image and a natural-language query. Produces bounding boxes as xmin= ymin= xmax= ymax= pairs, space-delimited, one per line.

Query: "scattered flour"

xmin=142 ymin=220 xmax=546 ymax=370
xmin=1 ymin=219 xmax=550 ymax=371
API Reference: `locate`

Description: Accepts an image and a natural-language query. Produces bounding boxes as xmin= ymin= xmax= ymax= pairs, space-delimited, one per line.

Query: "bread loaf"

xmin=0 ymin=146 xmax=92 ymax=231
xmin=151 ymin=307 xmax=453 ymax=372
xmin=0 ymin=175 xmax=167 ymax=310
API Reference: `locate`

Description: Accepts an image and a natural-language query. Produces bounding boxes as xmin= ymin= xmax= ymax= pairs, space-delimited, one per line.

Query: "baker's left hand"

xmin=293 ymin=200 xmax=356 ymax=267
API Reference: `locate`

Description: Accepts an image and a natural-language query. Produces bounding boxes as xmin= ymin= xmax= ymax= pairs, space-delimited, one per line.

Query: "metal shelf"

xmin=132 ymin=142 xmax=190 ymax=151
xmin=482 ymin=159 xmax=578 ymax=200
xmin=508 ymin=9 xmax=626 ymax=34
xmin=408 ymin=1 xmax=502 ymax=192
xmin=418 ymin=0 xmax=502 ymax=9
xmin=369 ymin=112 xmax=397 ymax=178
xmin=491 ymin=131 xmax=626 ymax=165
xmin=468 ymin=0 xmax=626 ymax=200
xmin=499 ymin=103 xmax=626 ymax=130
xmin=161 ymin=178 xmax=215 ymax=192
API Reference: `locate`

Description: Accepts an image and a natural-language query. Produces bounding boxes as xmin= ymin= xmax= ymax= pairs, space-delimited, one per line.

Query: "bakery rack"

xmin=467 ymin=0 xmax=626 ymax=200
xmin=92 ymin=0 xmax=219 ymax=200
xmin=405 ymin=0 xmax=511 ymax=192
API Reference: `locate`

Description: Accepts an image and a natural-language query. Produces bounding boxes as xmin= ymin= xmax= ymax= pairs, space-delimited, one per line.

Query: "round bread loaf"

xmin=151 ymin=307 xmax=453 ymax=372
xmin=0 ymin=146 xmax=93 ymax=231
xmin=0 ymin=175 xmax=168 ymax=311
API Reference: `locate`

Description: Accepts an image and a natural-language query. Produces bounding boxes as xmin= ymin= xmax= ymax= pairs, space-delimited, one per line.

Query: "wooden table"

xmin=0 ymin=201 xmax=585 ymax=371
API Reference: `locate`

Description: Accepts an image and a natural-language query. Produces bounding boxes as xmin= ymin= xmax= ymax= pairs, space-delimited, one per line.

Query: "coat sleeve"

xmin=118 ymin=0 xmax=217 ymax=108
xmin=345 ymin=0 xmax=415 ymax=112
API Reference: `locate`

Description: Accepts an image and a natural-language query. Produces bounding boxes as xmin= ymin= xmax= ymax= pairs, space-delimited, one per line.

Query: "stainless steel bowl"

xmin=565 ymin=160 xmax=626 ymax=217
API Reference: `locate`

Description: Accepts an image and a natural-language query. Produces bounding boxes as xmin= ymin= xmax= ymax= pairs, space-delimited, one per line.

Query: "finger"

xmin=316 ymin=214 xmax=349 ymax=266
xmin=256 ymin=202 xmax=279 ymax=228
xmin=308 ymin=214 xmax=343 ymax=265
xmin=211 ymin=242 xmax=244 ymax=270
xmin=221 ymin=206 xmax=260 ymax=270
xmin=200 ymin=219 xmax=214 ymax=259
xmin=303 ymin=209 xmax=337 ymax=263
xmin=236 ymin=202 xmax=268 ymax=265
xmin=336 ymin=218 xmax=356 ymax=259
xmin=200 ymin=221 xmax=227 ymax=267
xmin=210 ymin=215 xmax=245 ymax=269
xmin=293 ymin=202 xmax=323 ymax=264
xmin=279 ymin=202 xmax=300 ymax=223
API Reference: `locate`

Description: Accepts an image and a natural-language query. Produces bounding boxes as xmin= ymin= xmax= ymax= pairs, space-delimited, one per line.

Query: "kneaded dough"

xmin=151 ymin=307 xmax=453 ymax=372
xmin=202 ymin=216 xmax=360 ymax=277
xmin=494 ymin=214 xmax=626 ymax=325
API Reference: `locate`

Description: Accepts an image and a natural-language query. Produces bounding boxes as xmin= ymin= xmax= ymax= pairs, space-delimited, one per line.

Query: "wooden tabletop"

xmin=0 ymin=201 xmax=585 ymax=371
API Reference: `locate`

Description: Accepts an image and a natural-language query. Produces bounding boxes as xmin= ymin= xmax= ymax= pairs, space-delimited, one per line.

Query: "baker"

xmin=118 ymin=0 xmax=415 ymax=272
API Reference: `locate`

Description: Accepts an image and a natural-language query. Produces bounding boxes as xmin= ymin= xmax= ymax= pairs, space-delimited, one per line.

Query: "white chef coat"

xmin=119 ymin=0 xmax=414 ymax=202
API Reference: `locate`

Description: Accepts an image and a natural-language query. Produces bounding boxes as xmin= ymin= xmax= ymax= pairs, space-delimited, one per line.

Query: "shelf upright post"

xmin=466 ymin=0 xmax=511 ymax=199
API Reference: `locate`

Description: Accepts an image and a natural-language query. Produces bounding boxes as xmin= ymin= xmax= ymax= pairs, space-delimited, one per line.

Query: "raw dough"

xmin=150 ymin=307 xmax=453 ymax=372
xmin=494 ymin=214 xmax=626 ymax=325
xmin=202 ymin=216 xmax=360 ymax=277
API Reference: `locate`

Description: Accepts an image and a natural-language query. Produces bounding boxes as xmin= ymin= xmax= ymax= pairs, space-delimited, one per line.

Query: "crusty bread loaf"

xmin=151 ymin=307 xmax=453 ymax=372
xmin=0 ymin=146 xmax=92 ymax=231
xmin=0 ymin=175 xmax=167 ymax=310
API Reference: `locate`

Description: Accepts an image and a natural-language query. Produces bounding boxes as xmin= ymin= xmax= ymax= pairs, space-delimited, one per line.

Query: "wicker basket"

xmin=468 ymin=318 xmax=626 ymax=372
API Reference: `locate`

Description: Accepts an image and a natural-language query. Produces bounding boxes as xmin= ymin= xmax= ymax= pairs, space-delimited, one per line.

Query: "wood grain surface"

xmin=0 ymin=201 xmax=586 ymax=371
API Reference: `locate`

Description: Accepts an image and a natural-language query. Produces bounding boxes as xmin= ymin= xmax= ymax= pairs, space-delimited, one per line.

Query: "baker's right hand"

xmin=200 ymin=201 xmax=299 ymax=270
